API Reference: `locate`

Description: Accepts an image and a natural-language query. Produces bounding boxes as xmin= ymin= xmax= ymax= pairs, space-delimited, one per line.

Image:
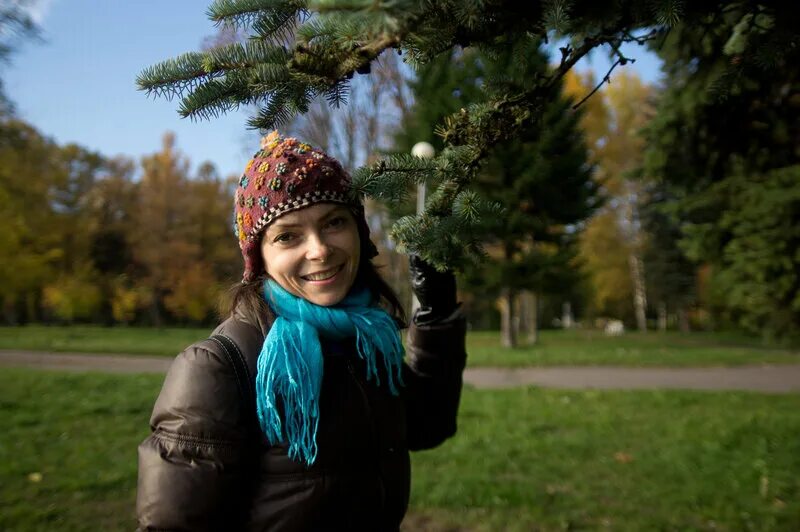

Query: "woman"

xmin=136 ymin=131 xmax=467 ymax=531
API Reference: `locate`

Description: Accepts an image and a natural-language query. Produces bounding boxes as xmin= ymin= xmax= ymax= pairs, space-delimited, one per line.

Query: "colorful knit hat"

xmin=234 ymin=131 xmax=376 ymax=282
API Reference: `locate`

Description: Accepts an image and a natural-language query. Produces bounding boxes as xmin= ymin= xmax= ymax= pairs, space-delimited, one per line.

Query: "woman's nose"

xmin=305 ymin=234 xmax=332 ymax=262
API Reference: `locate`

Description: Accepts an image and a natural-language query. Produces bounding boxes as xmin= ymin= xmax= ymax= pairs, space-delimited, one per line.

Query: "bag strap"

xmin=209 ymin=334 xmax=257 ymax=425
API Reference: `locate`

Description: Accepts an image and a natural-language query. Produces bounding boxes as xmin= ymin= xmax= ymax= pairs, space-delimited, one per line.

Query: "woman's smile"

xmin=301 ymin=264 xmax=344 ymax=283
xmin=261 ymin=203 xmax=361 ymax=306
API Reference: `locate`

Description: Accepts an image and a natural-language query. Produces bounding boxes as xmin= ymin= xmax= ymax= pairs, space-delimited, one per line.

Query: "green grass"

xmin=410 ymin=386 xmax=800 ymax=531
xmin=0 ymin=369 xmax=156 ymax=531
xmin=1 ymin=325 xmax=799 ymax=367
xmin=1 ymin=369 xmax=798 ymax=531
xmin=0 ymin=325 xmax=210 ymax=356
xmin=465 ymin=329 xmax=800 ymax=367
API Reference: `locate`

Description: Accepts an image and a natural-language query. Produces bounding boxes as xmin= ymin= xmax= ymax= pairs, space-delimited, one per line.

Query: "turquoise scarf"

xmin=257 ymin=279 xmax=405 ymax=465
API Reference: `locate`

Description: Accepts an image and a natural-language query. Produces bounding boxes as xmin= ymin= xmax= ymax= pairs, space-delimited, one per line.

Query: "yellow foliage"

xmin=578 ymin=211 xmax=634 ymax=317
xmin=568 ymin=68 xmax=656 ymax=320
xmin=42 ymin=267 xmax=102 ymax=321
xmin=164 ymin=263 xmax=220 ymax=323
xmin=111 ymin=279 xmax=141 ymax=324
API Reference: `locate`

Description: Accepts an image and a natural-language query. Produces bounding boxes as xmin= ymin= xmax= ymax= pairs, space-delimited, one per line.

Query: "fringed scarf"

xmin=256 ymin=279 xmax=405 ymax=465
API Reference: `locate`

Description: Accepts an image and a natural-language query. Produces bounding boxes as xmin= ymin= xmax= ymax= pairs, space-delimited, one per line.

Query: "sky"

xmin=6 ymin=1 xmax=664 ymax=179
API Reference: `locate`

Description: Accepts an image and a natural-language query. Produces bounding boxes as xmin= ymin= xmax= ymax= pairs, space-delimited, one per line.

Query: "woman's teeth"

xmin=304 ymin=266 xmax=340 ymax=281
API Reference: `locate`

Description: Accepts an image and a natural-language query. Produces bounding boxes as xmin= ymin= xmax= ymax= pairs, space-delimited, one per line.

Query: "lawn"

xmin=0 ymin=325 xmax=209 ymax=357
xmin=466 ymin=329 xmax=800 ymax=367
xmin=1 ymin=368 xmax=798 ymax=531
xmin=1 ymin=325 xmax=798 ymax=367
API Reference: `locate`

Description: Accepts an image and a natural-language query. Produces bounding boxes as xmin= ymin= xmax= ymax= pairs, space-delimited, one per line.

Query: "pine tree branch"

xmin=207 ymin=0 xmax=306 ymax=29
xmin=139 ymin=0 xmax=737 ymax=269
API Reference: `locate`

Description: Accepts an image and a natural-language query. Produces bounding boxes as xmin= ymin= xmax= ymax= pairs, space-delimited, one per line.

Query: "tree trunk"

xmin=678 ymin=307 xmax=690 ymax=333
xmin=25 ymin=292 xmax=37 ymax=324
xmin=658 ymin=301 xmax=667 ymax=332
xmin=629 ymin=252 xmax=648 ymax=332
xmin=150 ymin=289 xmax=163 ymax=327
xmin=499 ymin=287 xmax=517 ymax=348
xmin=512 ymin=293 xmax=521 ymax=340
xmin=561 ymin=301 xmax=573 ymax=329
xmin=521 ymin=291 xmax=539 ymax=345
xmin=1 ymin=297 xmax=13 ymax=325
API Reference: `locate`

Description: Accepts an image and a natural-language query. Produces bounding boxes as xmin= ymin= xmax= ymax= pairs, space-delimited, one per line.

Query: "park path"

xmin=2 ymin=349 xmax=800 ymax=393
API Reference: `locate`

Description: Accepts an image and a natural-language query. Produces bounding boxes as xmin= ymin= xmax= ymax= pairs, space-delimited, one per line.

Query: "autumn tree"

xmin=566 ymin=70 xmax=656 ymax=330
xmin=0 ymin=119 xmax=61 ymax=323
xmin=132 ymin=133 xmax=240 ymax=325
xmin=132 ymin=133 xmax=197 ymax=325
xmin=165 ymin=160 xmax=240 ymax=323
xmin=41 ymin=144 xmax=109 ymax=322
xmin=85 ymin=156 xmax=138 ymax=323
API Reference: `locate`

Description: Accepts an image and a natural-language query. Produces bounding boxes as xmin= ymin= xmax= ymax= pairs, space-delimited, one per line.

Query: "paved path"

xmin=2 ymin=350 xmax=800 ymax=393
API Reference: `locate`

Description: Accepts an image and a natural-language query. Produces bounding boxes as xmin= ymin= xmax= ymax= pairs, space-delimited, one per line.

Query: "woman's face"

xmin=261 ymin=203 xmax=361 ymax=306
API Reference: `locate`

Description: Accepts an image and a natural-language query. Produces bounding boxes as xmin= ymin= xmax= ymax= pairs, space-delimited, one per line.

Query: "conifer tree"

xmin=644 ymin=6 xmax=800 ymax=341
xmin=137 ymin=0 xmax=797 ymax=270
xmin=397 ymin=43 xmax=595 ymax=346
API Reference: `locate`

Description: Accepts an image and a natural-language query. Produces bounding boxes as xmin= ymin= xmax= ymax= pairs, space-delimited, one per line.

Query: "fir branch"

xmin=350 ymin=153 xmax=438 ymax=197
xmin=136 ymin=52 xmax=213 ymax=98
xmin=295 ymin=12 xmax=342 ymax=45
xmin=452 ymin=190 xmax=503 ymax=224
xmin=178 ymin=72 xmax=253 ymax=120
xmin=247 ymin=90 xmax=295 ymax=128
xmin=207 ymin=0 xmax=306 ymax=28
xmin=323 ymin=81 xmax=350 ymax=106
xmin=138 ymin=0 xmax=710 ymax=269
xmin=251 ymin=6 xmax=308 ymax=43
xmin=652 ymin=0 xmax=684 ymax=27
xmin=202 ymin=40 xmax=291 ymax=72
xmin=452 ymin=0 xmax=486 ymax=30
xmin=250 ymin=62 xmax=292 ymax=87
xmin=543 ymin=0 xmax=573 ymax=34
xmin=406 ymin=25 xmax=629 ymax=264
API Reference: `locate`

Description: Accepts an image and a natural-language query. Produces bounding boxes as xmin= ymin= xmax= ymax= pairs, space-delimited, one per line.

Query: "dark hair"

xmin=221 ymin=222 xmax=407 ymax=327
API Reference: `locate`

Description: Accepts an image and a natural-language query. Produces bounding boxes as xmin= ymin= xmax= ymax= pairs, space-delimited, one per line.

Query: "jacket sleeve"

xmin=402 ymin=309 xmax=467 ymax=451
xmin=136 ymin=341 xmax=255 ymax=531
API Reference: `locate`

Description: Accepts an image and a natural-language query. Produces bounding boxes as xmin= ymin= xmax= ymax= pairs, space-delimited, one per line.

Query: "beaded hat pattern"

xmin=235 ymin=131 xmax=364 ymax=282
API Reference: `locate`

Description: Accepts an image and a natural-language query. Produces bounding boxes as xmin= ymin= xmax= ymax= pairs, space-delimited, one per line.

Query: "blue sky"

xmin=7 ymin=1 xmax=664 ymax=178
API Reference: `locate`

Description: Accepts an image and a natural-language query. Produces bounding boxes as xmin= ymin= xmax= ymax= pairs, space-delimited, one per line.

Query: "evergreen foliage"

xmin=644 ymin=4 xmax=800 ymax=341
xmin=139 ymin=0 xmax=797 ymax=274
xmin=395 ymin=42 xmax=595 ymax=341
xmin=640 ymin=183 xmax=696 ymax=326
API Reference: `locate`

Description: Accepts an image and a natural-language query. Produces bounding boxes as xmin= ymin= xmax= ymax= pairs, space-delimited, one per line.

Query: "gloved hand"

xmin=409 ymin=254 xmax=458 ymax=325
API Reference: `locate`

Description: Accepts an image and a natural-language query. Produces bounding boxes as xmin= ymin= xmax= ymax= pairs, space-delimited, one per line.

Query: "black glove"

xmin=409 ymin=254 xmax=457 ymax=325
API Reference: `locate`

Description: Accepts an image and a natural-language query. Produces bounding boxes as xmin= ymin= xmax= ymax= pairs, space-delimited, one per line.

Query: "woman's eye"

xmin=274 ymin=232 xmax=295 ymax=243
xmin=326 ymin=216 xmax=345 ymax=229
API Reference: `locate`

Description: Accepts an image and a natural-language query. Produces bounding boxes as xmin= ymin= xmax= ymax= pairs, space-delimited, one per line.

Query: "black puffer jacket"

xmin=136 ymin=306 xmax=467 ymax=531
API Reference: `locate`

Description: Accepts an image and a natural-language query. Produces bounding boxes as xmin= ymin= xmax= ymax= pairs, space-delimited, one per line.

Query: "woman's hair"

xmin=221 ymin=228 xmax=407 ymax=327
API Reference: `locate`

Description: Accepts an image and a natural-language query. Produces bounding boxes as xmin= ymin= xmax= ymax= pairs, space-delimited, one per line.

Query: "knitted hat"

xmin=234 ymin=131 xmax=377 ymax=282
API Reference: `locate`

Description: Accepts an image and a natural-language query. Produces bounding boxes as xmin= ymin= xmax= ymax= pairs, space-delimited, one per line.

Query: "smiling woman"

xmin=136 ymin=131 xmax=468 ymax=531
